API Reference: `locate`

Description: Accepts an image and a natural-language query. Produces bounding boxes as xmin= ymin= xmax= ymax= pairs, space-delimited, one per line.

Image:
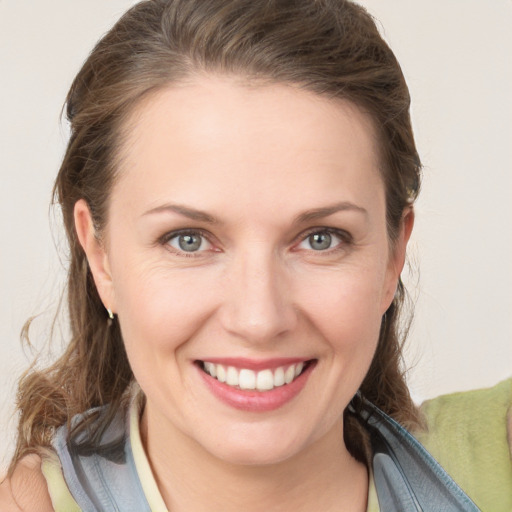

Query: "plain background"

xmin=1 ymin=0 xmax=511 ymax=471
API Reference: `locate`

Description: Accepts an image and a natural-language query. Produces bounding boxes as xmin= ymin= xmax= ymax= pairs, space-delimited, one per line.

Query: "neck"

xmin=140 ymin=404 xmax=368 ymax=512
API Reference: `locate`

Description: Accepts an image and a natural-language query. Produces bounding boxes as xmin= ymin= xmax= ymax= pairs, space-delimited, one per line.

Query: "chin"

xmin=212 ymin=440 xmax=302 ymax=467
xmin=195 ymin=421 xmax=315 ymax=467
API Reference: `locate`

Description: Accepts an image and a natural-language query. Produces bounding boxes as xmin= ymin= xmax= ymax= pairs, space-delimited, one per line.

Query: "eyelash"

xmin=295 ymin=227 xmax=353 ymax=254
xmin=159 ymin=229 xmax=215 ymax=258
xmin=159 ymin=227 xmax=352 ymax=257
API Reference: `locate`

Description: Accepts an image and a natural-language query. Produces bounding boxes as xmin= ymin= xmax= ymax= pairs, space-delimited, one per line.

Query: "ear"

xmin=381 ymin=208 xmax=414 ymax=312
xmin=74 ymin=199 xmax=116 ymax=313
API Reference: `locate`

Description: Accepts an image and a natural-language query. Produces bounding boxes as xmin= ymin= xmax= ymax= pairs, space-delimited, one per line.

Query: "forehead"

xmin=114 ymin=76 xmax=383 ymax=217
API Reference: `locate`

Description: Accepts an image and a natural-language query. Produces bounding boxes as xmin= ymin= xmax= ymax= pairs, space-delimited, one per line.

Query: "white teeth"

xmin=226 ymin=366 xmax=239 ymax=386
xmin=284 ymin=365 xmax=295 ymax=384
xmin=273 ymin=367 xmax=285 ymax=387
xmin=204 ymin=362 xmax=216 ymax=378
xmin=216 ymin=365 xmax=226 ymax=383
xmin=203 ymin=361 xmax=309 ymax=391
xmin=239 ymin=369 xmax=256 ymax=390
xmin=256 ymin=369 xmax=274 ymax=391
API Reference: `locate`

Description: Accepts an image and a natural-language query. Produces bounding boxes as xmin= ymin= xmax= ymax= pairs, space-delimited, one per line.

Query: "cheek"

xmin=290 ymin=269 xmax=384 ymax=429
xmin=299 ymin=266 xmax=385 ymax=328
xmin=295 ymin=265 xmax=385 ymax=370
xmin=112 ymin=261 xmax=218 ymax=360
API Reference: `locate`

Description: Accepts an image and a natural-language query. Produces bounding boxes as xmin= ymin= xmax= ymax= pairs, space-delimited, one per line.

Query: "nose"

xmin=219 ymin=250 xmax=298 ymax=345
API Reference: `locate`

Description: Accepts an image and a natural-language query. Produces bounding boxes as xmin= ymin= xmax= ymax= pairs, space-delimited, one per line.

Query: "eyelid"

xmin=293 ymin=226 xmax=352 ymax=251
xmin=159 ymin=228 xmax=218 ymax=256
xmin=158 ymin=226 xmax=352 ymax=256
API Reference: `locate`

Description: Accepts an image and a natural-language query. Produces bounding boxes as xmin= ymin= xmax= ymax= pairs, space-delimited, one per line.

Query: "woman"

xmin=1 ymin=0 xmax=509 ymax=510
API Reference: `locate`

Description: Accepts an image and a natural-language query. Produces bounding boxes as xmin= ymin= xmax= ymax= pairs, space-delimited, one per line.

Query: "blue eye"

xmin=167 ymin=231 xmax=211 ymax=253
xmin=308 ymin=232 xmax=332 ymax=250
xmin=297 ymin=230 xmax=345 ymax=251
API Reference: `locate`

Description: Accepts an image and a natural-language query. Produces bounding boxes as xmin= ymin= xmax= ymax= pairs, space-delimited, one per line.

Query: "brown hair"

xmin=10 ymin=0 xmax=422 ymax=472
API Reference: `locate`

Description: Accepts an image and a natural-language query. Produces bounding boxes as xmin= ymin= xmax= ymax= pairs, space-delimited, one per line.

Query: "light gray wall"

xmin=1 ymin=0 xmax=511 ymax=470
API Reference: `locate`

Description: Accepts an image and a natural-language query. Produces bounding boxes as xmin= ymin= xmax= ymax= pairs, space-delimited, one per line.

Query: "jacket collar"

xmin=354 ymin=396 xmax=480 ymax=511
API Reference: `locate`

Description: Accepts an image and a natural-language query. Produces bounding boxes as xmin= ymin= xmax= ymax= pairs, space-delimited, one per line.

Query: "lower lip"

xmin=197 ymin=362 xmax=316 ymax=412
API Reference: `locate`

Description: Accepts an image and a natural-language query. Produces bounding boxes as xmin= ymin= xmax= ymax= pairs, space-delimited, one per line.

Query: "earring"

xmin=107 ymin=308 xmax=115 ymax=320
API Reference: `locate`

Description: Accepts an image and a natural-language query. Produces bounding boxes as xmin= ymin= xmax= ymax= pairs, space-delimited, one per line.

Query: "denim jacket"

xmin=52 ymin=396 xmax=480 ymax=511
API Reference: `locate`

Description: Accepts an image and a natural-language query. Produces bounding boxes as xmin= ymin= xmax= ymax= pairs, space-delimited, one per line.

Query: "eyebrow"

xmin=293 ymin=201 xmax=368 ymax=224
xmin=143 ymin=203 xmax=218 ymax=224
xmin=142 ymin=200 xmax=367 ymax=225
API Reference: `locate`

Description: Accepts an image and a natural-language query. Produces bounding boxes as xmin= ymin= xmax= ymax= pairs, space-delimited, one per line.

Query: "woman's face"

xmin=78 ymin=76 xmax=410 ymax=465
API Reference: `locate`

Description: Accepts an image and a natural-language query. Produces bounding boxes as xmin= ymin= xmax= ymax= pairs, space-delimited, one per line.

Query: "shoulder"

xmin=415 ymin=377 xmax=512 ymax=511
xmin=0 ymin=454 xmax=54 ymax=511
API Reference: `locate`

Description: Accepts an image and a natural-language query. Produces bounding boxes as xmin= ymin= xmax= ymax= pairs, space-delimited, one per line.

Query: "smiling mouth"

xmin=197 ymin=360 xmax=315 ymax=392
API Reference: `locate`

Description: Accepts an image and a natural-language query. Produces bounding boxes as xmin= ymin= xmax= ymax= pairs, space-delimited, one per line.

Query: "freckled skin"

xmin=75 ymin=75 xmax=411 ymax=511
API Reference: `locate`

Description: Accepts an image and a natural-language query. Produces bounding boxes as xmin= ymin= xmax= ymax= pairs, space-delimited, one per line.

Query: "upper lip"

xmin=196 ymin=357 xmax=313 ymax=371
